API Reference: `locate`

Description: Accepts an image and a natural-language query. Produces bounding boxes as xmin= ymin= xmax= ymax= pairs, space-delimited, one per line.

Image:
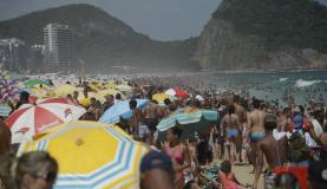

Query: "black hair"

xmin=129 ymin=99 xmax=137 ymax=110
xmin=227 ymin=104 xmax=235 ymax=115
xmin=283 ymin=107 xmax=289 ymax=114
xmin=264 ymin=114 xmax=277 ymax=131
xmin=171 ymin=127 xmax=183 ymax=139
xmin=299 ymin=105 xmax=305 ymax=114
xmin=115 ymin=93 xmax=122 ymax=100
xmin=220 ymin=160 xmax=231 ymax=174
xmin=164 ymin=98 xmax=171 ymax=106
xmin=253 ymin=98 xmax=261 ymax=109
xmin=233 ymin=95 xmax=240 ymax=103
xmin=19 ymin=91 xmax=30 ymax=102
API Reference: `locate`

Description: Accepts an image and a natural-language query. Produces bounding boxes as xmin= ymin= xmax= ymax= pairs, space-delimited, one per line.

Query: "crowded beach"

xmin=0 ymin=71 xmax=326 ymax=189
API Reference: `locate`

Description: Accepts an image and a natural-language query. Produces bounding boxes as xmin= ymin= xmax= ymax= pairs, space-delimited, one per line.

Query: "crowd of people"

xmin=0 ymin=76 xmax=326 ymax=189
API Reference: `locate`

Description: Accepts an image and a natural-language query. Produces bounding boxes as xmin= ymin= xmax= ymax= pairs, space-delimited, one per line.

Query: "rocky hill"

xmin=194 ymin=0 xmax=326 ymax=71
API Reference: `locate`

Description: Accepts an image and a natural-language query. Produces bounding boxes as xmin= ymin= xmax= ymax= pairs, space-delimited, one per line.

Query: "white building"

xmin=44 ymin=23 xmax=73 ymax=67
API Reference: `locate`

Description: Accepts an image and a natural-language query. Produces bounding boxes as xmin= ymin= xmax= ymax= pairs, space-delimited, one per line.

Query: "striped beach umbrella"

xmin=6 ymin=98 xmax=86 ymax=144
xmin=157 ymin=107 xmax=219 ymax=139
xmin=18 ymin=121 xmax=149 ymax=189
xmin=99 ymin=99 xmax=148 ymax=124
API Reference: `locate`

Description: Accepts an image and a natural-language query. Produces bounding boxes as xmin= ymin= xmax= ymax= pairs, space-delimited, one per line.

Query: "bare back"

xmin=222 ymin=113 xmax=240 ymax=130
xmin=249 ymin=109 xmax=266 ymax=133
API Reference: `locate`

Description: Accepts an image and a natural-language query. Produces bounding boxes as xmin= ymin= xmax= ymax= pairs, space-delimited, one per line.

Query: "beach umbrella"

xmin=24 ymin=79 xmax=49 ymax=88
xmin=54 ymin=84 xmax=78 ymax=97
xmin=99 ymin=99 xmax=148 ymax=124
xmin=30 ymin=87 xmax=50 ymax=98
xmin=165 ymin=88 xmax=176 ymax=96
xmin=98 ymin=88 xmax=120 ymax=98
xmin=17 ymin=121 xmax=149 ymax=189
xmin=0 ymin=104 xmax=12 ymax=117
xmin=165 ymin=88 xmax=189 ymax=99
xmin=116 ymin=84 xmax=132 ymax=92
xmin=174 ymin=87 xmax=189 ymax=98
xmin=152 ymin=93 xmax=169 ymax=104
xmin=6 ymin=98 xmax=86 ymax=144
xmin=157 ymin=107 xmax=218 ymax=140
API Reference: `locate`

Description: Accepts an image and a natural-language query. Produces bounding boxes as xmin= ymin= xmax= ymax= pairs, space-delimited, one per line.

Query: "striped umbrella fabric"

xmin=156 ymin=107 xmax=219 ymax=140
xmin=157 ymin=107 xmax=218 ymax=132
xmin=99 ymin=99 xmax=148 ymax=124
xmin=6 ymin=98 xmax=86 ymax=144
xmin=18 ymin=121 xmax=149 ymax=189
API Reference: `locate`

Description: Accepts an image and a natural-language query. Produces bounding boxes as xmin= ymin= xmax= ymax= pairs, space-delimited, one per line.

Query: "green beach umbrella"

xmin=157 ymin=107 xmax=219 ymax=140
xmin=24 ymin=79 xmax=49 ymax=88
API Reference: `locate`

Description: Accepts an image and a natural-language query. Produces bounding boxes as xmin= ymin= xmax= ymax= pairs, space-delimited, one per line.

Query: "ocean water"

xmin=207 ymin=71 xmax=326 ymax=106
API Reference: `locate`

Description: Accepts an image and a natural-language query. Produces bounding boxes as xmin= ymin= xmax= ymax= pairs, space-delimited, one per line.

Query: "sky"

xmin=0 ymin=0 xmax=222 ymax=41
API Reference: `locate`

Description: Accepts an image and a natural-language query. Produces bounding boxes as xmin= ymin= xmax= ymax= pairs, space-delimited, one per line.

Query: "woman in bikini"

xmin=163 ymin=127 xmax=191 ymax=189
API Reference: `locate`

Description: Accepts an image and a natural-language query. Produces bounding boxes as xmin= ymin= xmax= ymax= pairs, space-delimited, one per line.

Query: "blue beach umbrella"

xmin=99 ymin=99 xmax=148 ymax=124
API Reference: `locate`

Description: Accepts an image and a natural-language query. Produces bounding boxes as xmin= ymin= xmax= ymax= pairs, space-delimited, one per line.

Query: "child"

xmin=218 ymin=160 xmax=244 ymax=189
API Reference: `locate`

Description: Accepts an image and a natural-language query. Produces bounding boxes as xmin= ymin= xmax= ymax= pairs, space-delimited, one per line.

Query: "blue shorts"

xmin=250 ymin=131 xmax=265 ymax=142
xmin=226 ymin=128 xmax=239 ymax=138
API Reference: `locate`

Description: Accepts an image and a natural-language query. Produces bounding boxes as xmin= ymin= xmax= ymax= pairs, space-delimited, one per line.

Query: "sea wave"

xmin=279 ymin=78 xmax=288 ymax=82
xmin=295 ymin=79 xmax=322 ymax=88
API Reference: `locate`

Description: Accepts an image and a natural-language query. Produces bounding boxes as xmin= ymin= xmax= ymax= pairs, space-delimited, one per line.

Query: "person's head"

xmin=264 ymin=114 xmax=277 ymax=132
xmin=129 ymin=99 xmax=137 ymax=110
xmin=90 ymin=97 xmax=97 ymax=105
xmin=164 ymin=98 xmax=171 ymax=106
xmin=15 ymin=151 xmax=58 ymax=189
xmin=227 ymin=104 xmax=235 ymax=115
xmin=0 ymin=121 xmax=11 ymax=156
xmin=115 ymin=93 xmax=122 ymax=100
xmin=253 ymin=98 xmax=261 ymax=109
xmin=165 ymin=127 xmax=183 ymax=143
xmin=66 ymin=94 xmax=72 ymax=100
xmin=233 ymin=95 xmax=240 ymax=104
xmin=105 ymin=95 xmax=114 ymax=103
xmin=73 ymin=91 xmax=79 ymax=99
xmin=282 ymin=107 xmax=290 ymax=116
xmin=80 ymin=112 xmax=97 ymax=121
xmin=220 ymin=160 xmax=231 ymax=174
xmin=20 ymin=91 xmax=30 ymax=103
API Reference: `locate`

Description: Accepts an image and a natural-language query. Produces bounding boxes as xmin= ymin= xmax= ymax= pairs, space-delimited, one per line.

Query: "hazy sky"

xmin=0 ymin=0 xmax=222 ymax=41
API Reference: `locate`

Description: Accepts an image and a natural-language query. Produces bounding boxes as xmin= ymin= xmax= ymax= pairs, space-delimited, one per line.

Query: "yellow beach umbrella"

xmin=106 ymin=80 xmax=116 ymax=89
xmin=30 ymin=88 xmax=49 ymax=98
xmin=115 ymin=84 xmax=132 ymax=92
xmin=152 ymin=92 xmax=169 ymax=104
xmin=97 ymin=89 xmax=121 ymax=99
xmin=18 ymin=121 xmax=149 ymax=189
xmin=54 ymin=84 xmax=78 ymax=97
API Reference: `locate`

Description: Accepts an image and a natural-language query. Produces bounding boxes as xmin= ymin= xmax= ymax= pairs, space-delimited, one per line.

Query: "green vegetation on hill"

xmin=0 ymin=4 xmax=198 ymax=72
xmin=212 ymin=0 xmax=326 ymax=52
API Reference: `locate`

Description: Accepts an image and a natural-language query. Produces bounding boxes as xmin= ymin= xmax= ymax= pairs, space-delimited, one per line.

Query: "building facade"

xmin=0 ymin=38 xmax=27 ymax=72
xmin=44 ymin=23 xmax=73 ymax=70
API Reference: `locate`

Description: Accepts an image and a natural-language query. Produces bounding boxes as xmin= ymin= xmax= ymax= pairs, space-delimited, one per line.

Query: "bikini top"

xmin=164 ymin=143 xmax=184 ymax=165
